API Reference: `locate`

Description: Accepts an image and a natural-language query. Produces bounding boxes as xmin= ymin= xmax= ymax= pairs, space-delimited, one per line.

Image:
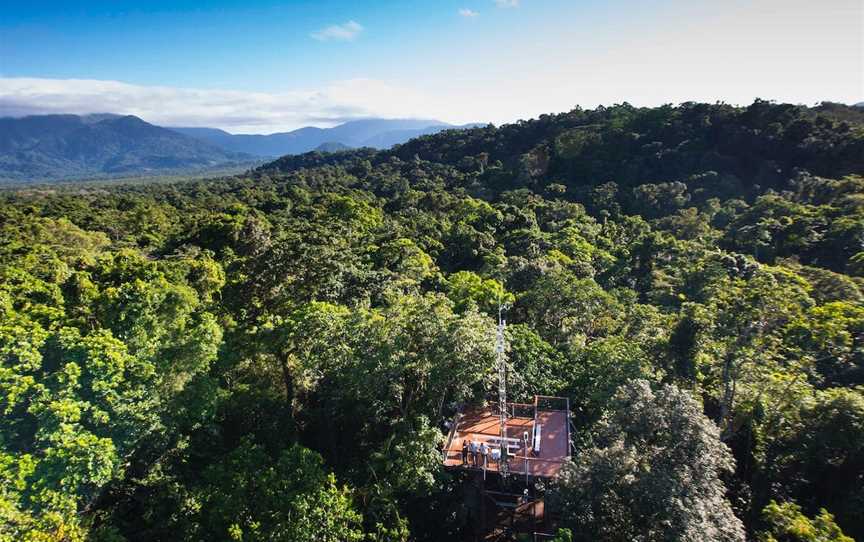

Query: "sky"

xmin=0 ymin=0 xmax=862 ymax=133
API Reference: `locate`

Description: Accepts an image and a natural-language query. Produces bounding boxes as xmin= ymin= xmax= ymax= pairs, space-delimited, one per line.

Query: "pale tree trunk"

xmin=281 ymin=352 xmax=296 ymax=420
xmin=720 ymin=352 xmax=737 ymax=441
xmin=719 ymin=323 xmax=758 ymax=441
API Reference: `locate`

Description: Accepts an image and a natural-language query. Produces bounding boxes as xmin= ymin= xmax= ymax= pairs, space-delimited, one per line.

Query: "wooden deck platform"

xmin=443 ymin=398 xmax=570 ymax=479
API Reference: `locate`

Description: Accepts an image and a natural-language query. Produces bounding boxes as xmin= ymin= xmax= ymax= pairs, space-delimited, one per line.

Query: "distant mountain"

xmin=324 ymin=119 xmax=448 ymax=147
xmin=171 ymin=118 xmax=480 ymax=157
xmin=361 ymin=123 xmax=485 ymax=149
xmin=0 ymin=114 xmax=253 ymax=182
xmin=314 ymin=141 xmax=353 ymax=153
xmin=169 ymin=126 xmax=325 ymax=157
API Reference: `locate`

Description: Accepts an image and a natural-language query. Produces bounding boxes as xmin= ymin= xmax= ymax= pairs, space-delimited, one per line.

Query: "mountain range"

xmin=169 ymin=118 xmax=482 ymax=157
xmin=0 ymin=114 xmax=252 ymax=182
xmin=0 ymin=115 xmax=480 ymax=182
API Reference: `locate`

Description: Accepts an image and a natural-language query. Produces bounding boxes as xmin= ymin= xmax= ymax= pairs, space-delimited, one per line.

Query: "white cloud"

xmin=459 ymin=8 xmax=479 ymax=17
xmin=0 ymin=77 xmax=440 ymax=133
xmin=3 ymin=0 xmax=859 ymax=136
xmin=310 ymin=20 xmax=363 ymax=42
xmin=493 ymin=0 xmax=519 ymax=7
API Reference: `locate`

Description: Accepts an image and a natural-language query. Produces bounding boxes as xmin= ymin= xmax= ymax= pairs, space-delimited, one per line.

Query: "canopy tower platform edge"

xmin=442 ymin=395 xmax=571 ymax=480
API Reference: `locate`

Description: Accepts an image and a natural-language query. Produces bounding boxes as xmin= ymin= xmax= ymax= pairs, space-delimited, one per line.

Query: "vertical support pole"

xmin=478 ymin=471 xmax=487 ymax=537
xmin=497 ymin=304 xmax=509 ymax=478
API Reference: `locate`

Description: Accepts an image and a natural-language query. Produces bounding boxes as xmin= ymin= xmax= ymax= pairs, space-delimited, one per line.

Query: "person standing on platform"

xmin=480 ymin=442 xmax=489 ymax=469
xmin=469 ymin=440 xmax=477 ymax=466
xmin=461 ymin=439 xmax=468 ymax=465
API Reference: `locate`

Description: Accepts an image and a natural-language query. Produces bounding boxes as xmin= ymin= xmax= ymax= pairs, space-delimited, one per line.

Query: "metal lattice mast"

xmin=496 ymin=304 xmax=509 ymax=477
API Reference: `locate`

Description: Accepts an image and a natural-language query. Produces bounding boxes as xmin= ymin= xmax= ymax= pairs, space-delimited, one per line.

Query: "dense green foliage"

xmin=1 ymin=101 xmax=863 ymax=541
xmin=550 ymin=380 xmax=745 ymax=542
xmin=758 ymin=501 xmax=853 ymax=542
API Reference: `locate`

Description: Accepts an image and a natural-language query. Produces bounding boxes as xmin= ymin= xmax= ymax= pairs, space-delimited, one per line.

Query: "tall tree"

xmin=550 ymin=380 xmax=745 ymax=542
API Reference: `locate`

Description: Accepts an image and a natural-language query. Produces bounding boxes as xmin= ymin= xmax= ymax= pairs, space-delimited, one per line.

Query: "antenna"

xmin=496 ymin=301 xmax=509 ymax=478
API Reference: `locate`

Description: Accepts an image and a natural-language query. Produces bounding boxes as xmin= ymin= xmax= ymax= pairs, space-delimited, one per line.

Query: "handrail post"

xmin=442 ymin=410 xmax=461 ymax=462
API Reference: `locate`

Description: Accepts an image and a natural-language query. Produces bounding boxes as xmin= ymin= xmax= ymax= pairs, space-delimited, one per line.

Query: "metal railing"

xmin=535 ymin=395 xmax=570 ymax=412
xmin=443 ymin=450 xmax=568 ymax=476
xmin=441 ymin=410 xmax=462 ymax=462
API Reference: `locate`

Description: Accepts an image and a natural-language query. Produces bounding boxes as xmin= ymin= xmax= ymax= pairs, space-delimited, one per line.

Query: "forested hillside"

xmin=2 ymin=101 xmax=863 ymax=542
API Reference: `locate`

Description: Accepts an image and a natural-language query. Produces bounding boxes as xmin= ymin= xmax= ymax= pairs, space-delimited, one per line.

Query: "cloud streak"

xmin=459 ymin=8 xmax=479 ymax=17
xmin=310 ymin=20 xmax=363 ymax=41
xmin=0 ymin=77 xmax=439 ymax=133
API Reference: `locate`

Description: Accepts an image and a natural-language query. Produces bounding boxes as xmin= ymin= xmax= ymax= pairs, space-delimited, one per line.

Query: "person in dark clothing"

xmin=461 ymin=439 xmax=469 ymax=465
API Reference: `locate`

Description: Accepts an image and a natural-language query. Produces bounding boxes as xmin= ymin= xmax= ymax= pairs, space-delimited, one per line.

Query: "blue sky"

xmin=1 ymin=0 xmax=861 ymax=132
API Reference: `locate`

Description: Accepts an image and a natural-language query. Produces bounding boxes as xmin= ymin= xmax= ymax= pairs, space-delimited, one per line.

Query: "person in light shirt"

xmin=479 ymin=442 xmax=489 ymax=469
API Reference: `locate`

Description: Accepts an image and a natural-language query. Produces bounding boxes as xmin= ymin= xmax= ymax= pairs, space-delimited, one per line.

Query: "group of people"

xmin=461 ymin=439 xmax=495 ymax=468
xmin=458 ymin=431 xmax=537 ymax=469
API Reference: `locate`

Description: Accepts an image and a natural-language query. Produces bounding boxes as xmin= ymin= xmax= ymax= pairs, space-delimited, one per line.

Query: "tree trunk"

xmin=719 ymin=352 xmax=735 ymax=440
xmin=281 ymin=353 xmax=295 ymax=419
